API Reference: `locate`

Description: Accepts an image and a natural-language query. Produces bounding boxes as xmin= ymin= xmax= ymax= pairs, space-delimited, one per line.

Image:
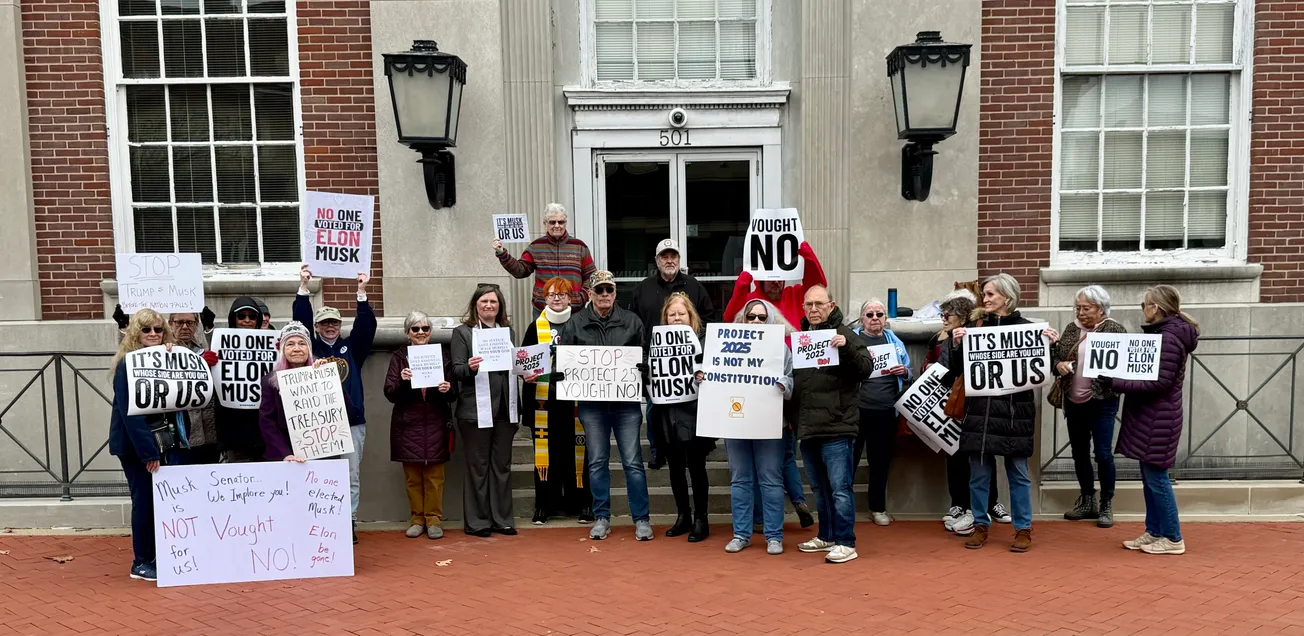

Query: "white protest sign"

xmin=649 ymin=325 xmax=701 ymax=405
xmin=963 ymin=323 xmax=1052 ymax=397
xmin=472 ymin=327 xmax=514 ymax=372
xmin=867 ymin=343 xmax=900 ymax=379
xmin=1083 ymin=333 xmax=1162 ymax=381
xmin=115 ymin=253 xmax=204 ymax=314
xmin=406 ymin=344 xmax=446 ymax=389
xmin=696 ymin=323 xmax=786 ymax=439
xmin=555 ymin=346 xmax=643 ymax=402
xmin=126 ymin=345 xmax=215 ymax=416
xmin=493 ymin=214 xmax=531 ymax=243
xmin=211 ymin=329 xmax=276 ymax=409
xmin=302 ymin=191 xmax=375 ymax=279
xmin=791 ymin=329 xmax=839 ymax=370
xmin=152 ymin=459 xmax=354 ymax=587
xmin=743 ymin=208 xmax=805 ymax=282
xmin=277 ymin=364 xmax=354 ymax=460
xmin=894 ymin=365 xmax=962 ymax=455
xmin=513 ymin=343 xmax=552 ymax=377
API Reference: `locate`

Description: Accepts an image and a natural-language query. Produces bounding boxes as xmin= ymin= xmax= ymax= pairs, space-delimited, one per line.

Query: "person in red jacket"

xmin=722 ymin=241 xmax=826 ymax=327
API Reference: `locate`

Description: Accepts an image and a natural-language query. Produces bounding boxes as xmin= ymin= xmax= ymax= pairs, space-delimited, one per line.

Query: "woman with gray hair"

xmin=1049 ymin=285 xmax=1127 ymax=528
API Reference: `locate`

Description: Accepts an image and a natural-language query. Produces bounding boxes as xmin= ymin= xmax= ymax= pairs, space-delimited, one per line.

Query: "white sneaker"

xmin=942 ymin=506 xmax=964 ymax=529
xmin=766 ymin=539 xmax=783 ymax=555
xmin=991 ymin=503 xmax=1013 ymax=524
xmin=871 ymin=512 xmax=891 ymax=526
xmin=724 ymin=538 xmax=749 ymax=553
xmin=798 ymin=537 xmax=836 ymax=553
xmin=1123 ymin=532 xmax=1160 ymax=551
xmin=825 ymin=545 xmax=859 ymax=564
xmin=950 ymin=510 xmax=975 ymax=535
xmin=1140 ymin=537 xmax=1185 ymax=555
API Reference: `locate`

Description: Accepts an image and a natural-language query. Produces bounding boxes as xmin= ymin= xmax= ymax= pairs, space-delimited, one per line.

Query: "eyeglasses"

xmin=803 ymin=301 xmax=829 ymax=309
xmin=318 ymin=319 xmax=342 ymax=327
xmin=745 ymin=313 xmax=768 ymax=322
xmin=141 ymin=326 xmax=164 ymax=334
xmin=593 ymin=286 xmax=615 ymax=296
xmin=1141 ymin=301 xmax=1155 ymax=309
xmin=1074 ymin=305 xmax=1096 ymax=313
xmin=864 ymin=312 xmax=885 ymax=319
xmin=941 ymin=312 xmax=954 ymax=320
xmin=546 ymin=293 xmax=570 ymax=300
xmin=169 ymin=319 xmax=197 ymax=327
xmin=546 ymin=220 xmax=566 ymax=226
xmin=409 ymin=325 xmax=431 ymax=333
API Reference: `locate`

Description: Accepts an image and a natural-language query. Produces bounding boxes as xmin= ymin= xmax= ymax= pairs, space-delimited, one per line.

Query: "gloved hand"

xmin=201 ymin=350 xmax=219 ymax=367
xmin=112 ymin=304 xmax=129 ymax=330
xmin=551 ymin=371 xmax=566 ymax=382
xmin=1096 ymin=375 xmax=1114 ymax=389
xmin=201 ymin=306 xmax=216 ymax=331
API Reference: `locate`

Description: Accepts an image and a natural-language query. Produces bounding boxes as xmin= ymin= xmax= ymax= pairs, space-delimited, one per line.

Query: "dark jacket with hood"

xmin=792 ymin=306 xmax=875 ymax=441
xmin=628 ymin=271 xmax=717 ymax=348
xmin=1112 ymin=315 xmax=1199 ymax=469
xmin=215 ymin=296 xmax=272 ymax=457
xmin=384 ymin=345 xmax=456 ymax=464
xmin=293 ymin=292 xmax=377 ymax=426
xmin=942 ymin=311 xmax=1040 ymax=458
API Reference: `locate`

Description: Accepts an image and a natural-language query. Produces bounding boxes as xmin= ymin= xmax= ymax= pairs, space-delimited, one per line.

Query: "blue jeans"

xmin=346 ymin=424 xmax=366 ymax=518
xmin=800 ymin=437 xmax=857 ymax=547
xmin=970 ymin=454 xmax=1032 ymax=530
xmin=753 ymin=426 xmax=807 ymax=513
xmin=1140 ymin=463 xmax=1182 ymax=541
xmin=1065 ymin=398 xmax=1118 ymax=498
xmin=579 ymin=402 xmax=649 ymax=522
xmin=727 ymin=438 xmax=786 ymax=542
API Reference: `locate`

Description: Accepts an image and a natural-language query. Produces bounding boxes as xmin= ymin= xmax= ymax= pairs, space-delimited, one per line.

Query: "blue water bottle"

xmin=887 ymin=288 xmax=898 ymax=319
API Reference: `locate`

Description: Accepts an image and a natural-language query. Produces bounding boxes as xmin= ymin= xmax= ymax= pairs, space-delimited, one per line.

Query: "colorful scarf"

xmin=534 ymin=313 xmax=585 ymax=486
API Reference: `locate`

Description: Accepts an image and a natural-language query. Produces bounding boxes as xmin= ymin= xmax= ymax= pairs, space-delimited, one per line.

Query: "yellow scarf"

xmin=533 ymin=313 xmax=586 ymax=487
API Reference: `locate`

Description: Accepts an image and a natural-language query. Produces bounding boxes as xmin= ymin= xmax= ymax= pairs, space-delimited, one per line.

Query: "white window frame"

xmin=578 ymin=0 xmax=773 ymax=88
xmin=1050 ymin=0 xmax=1254 ymax=266
xmin=99 ymin=0 xmax=306 ymax=278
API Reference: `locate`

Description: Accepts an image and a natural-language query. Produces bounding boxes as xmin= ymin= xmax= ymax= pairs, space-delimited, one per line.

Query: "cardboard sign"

xmin=211 ymin=329 xmax=276 ymax=409
xmin=743 ymin=208 xmax=805 ymax=282
xmin=152 ymin=459 xmax=354 ymax=587
xmin=555 ymin=346 xmax=643 ymax=402
xmin=493 ymin=214 xmax=531 ymax=243
xmin=649 ymin=325 xmax=701 ymax=405
xmin=406 ymin=344 xmax=446 ymax=389
xmin=791 ymin=329 xmax=839 ymax=369
xmin=277 ymin=364 xmax=354 ymax=460
xmin=126 ymin=346 xmax=215 ymax=416
xmin=473 ymin=327 xmax=514 ymax=373
xmin=1082 ymin=333 xmax=1162 ymax=381
xmin=696 ymin=323 xmax=786 ymax=439
xmin=302 ymin=191 xmax=375 ymax=279
xmin=962 ymin=323 xmax=1052 ymax=397
xmin=894 ymin=365 xmax=961 ymax=455
xmin=115 ymin=252 xmax=204 ymax=314
xmin=867 ymin=343 xmax=900 ymax=379
xmin=513 ymin=343 xmax=552 ymax=377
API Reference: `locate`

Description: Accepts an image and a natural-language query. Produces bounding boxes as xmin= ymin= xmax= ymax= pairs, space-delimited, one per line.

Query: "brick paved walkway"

xmin=2 ymin=521 xmax=1304 ymax=635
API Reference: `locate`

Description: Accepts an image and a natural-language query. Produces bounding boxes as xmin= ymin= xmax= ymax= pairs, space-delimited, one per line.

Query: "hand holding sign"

xmin=493 ymin=214 xmax=531 ymax=244
xmin=962 ymin=324 xmax=1053 ymax=397
xmin=126 ymin=346 xmax=215 ymax=415
xmin=1082 ymin=333 xmax=1161 ymax=381
xmin=792 ymin=330 xmax=839 ymax=369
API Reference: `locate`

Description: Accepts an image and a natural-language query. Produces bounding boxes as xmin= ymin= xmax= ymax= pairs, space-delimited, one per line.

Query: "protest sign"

xmin=555 ymin=346 xmax=643 ymax=402
xmin=513 ymin=343 xmax=552 ymax=377
xmin=743 ymin=208 xmax=806 ymax=281
xmin=406 ymin=344 xmax=445 ymax=389
xmin=126 ymin=346 xmax=215 ymax=416
xmin=473 ymin=327 xmax=515 ymax=372
xmin=791 ymin=329 xmax=839 ymax=370
xmin=962 ymin=323 xmax=1052 ymax=397
xmin=211 ymin=329 xmax=276 ymax=409
xmin=277 ymin=364 xmax=354 ymax=460
xmin=302 ymin=191 xmax=375 ymax=279
xmin=115 ymin=252 xmax=204 ymax=314
xmin=867 ymin=343 xmax=900 ymax=379
xmin=648 ymin=325 xmax=701 ymax=405
xmin=493 ymin=214 xmax=531 ymax=243
xmin=894 ymin=365 xmax=962 ymax=455
xmin=696 ymin=323 xmax=786 ymax=439
xmin=152 ymin=459 xmax=353 ymax=587
xmin=1082 ymin=333 xmax=1162 ymax=381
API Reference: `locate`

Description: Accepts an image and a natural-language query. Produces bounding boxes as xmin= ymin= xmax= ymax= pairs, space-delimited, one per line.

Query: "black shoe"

xmin=493 ymin=526 xmax=518 ymax=536
xmin=665 ymin=512 xmax=693 ymax=537
xmin=687 ymin=515 xmax=710 ymax=543
xmin=647 ymin=450 xmax=665 ymax=470
xmin=1097 ymin=496 xmax=1114 ymax=528
xmin=795 ymin=502 xmax=815 ymax=529
xmin=577 ymin=506 xmax=595 ymax=524
xmin=531 ymin=508 xmax=549 ymax=525
xmin=352 ymin=520 xmax=359 ymax=545
xmin=466 ymin=528 xmax=493 ymax=537
xmin=1063 ymin=493 xmax=1099 ymax=521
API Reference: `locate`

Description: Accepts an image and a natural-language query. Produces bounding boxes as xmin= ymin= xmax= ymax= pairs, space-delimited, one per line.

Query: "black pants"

xmin=852 ymin=408 xmax=897 ymax=513
xmin=459 ymin=419 xmax=517 ymax=532
xmin=179 ymin=443 xmax=220 ymax=465
xmin=666 ymin=437 xmax=710 ymax=517
xmin=532 ymin=414 xmax=591 ymax=514
xmin=1065 ymin=398 xmax=1120 ymax=499
xmin=119 ymin=455 xmax=155 ymax=566
xmin=948 ymin=451 xmax=998 ymax=510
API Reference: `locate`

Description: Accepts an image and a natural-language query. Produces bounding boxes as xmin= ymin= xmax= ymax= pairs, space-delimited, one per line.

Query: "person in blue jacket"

xmin=292 ymin=264 xmax=377 ymax=543
xmin=850 ymin=298 xmax=913 ymax=526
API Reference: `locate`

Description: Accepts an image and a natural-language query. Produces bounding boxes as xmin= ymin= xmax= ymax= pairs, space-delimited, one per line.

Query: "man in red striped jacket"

xmin=494 ymin=203 xmax=598 ymax=313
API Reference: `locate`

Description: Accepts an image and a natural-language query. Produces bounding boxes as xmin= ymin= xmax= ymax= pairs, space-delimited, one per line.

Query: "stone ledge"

xmin=1040 ymin=479 xmax=1304 ymax=517
xmin=1040 ymin=263 xmax=1264 ymax=285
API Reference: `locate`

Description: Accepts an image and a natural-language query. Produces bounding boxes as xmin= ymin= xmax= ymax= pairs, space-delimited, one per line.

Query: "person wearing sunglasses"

xmin=722 ymin=239 xmax=827 ymax=331
xmin=493 ymin=202 xmax=597 ymax=312
xmin=850 ymin=298 xmax=913 ymax=527
xmin=213 ymin=297 xmax=277 ymax=464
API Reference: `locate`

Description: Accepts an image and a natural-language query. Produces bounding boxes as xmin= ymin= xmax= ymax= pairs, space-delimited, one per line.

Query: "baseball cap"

xmin=655 ymin=238 xmax=680 ymax=257
xmin=313 ymin=306 xmax=342 ymax=323
xmin=587 ymin=270 xmax=616 ymax=290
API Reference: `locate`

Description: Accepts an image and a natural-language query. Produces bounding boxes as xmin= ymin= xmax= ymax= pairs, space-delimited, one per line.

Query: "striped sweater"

xmin=496 ymin=232 xmax=597 ymax=311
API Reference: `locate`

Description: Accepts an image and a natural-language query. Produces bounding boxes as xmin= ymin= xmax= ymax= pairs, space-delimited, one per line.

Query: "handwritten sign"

xmin=493 ymin=214 xmax=530 ymax=243
xmin=302 ymin=191 xmax=375 ymax=279
xmin=1082 ymin=333 xmax=1162 ymax=381
xmin=867 ymin=343 xmax=900 ymax=379
xmin=277 ymin=364 xmax=354 ymax=460
xmin=126 ymin=345 xmax=215 ymax=416
xmin=696 ymin=323 xmax=785 ymax=439
xmin=152 ymin=459 xmax=354 ymax=587
xmin=894 ymin=365 xmax=961 ymax=455
xmin=555 ymin=346 xmax=643 ymax=402
xmin=791 ymin=329 xmax=839 ymax=370
xmin=649 ymin=325 xmax=701 ymax=405
xmin=406 ymin=344 xmax=446 ymax=389
xmin=744 ymin=208 xmax=805 ymax=282
xmin=513 ymin=343 xmax=552 ymax=377
xmin=473 ymin=327 xmax=514 ymax=373
xmin=115 ymin=253 xmax=204 ymax=314
xmin=211 ymin=329 xmax=276 ymax=409
xmin=962 ymin=323 xmax=1052 ymax=397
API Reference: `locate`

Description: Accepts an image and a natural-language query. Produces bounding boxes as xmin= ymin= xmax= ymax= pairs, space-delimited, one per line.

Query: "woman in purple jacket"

xmin=1101 ymin=285 xmax=1199 ymax=556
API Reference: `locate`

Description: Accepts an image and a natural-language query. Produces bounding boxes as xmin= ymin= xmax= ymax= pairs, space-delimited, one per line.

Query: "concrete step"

xmin=511 ymin=436 xmax=729 ymax=464
xmin=509 ymin=461 xmax=875 ymax=490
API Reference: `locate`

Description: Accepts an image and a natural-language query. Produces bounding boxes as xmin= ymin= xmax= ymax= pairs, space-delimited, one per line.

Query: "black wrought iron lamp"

xmin=886 ymin=31 xmax=972 ymax=202
xmin=382 ymin=40 xmax=467 ymax=210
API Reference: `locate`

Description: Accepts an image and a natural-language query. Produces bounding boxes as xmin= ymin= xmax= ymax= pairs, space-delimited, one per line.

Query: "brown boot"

xmin=964 ymin=524 xmax=989 ymax=549
xmin=1010 ymin=528 xmax=1032 ymax=553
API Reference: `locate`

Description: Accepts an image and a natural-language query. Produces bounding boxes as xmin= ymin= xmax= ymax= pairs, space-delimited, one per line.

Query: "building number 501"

xmin=658 ymin=130 xmax=691 ymax=147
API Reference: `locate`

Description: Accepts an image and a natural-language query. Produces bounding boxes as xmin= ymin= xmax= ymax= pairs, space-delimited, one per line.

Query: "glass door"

xmin=678 ymin=154 xmax=757 ymax=317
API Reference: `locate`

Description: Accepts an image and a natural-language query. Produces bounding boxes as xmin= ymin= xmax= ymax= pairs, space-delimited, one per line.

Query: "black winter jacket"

xmin=559 ymin=304 xmax=645 ymax=349
xmin=628 ymin=272 xmax=717 ymax=348
xmin=943 ymin=311 xmax=1039 ymax=458
xmin=792 ymin=307 xmax=875 ymax=441
xmin=215 ymin=296 xmax=273 ymax=457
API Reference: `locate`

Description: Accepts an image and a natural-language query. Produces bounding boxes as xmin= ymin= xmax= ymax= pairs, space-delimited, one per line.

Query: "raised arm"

xmin=293 ymin=265 xmax=315 ymax=326
xmin=348 ymin=274 xmax=377 ymax=363
xmin=722 ymin=270 xmax=755 ymax=324
xmin=798 ymin=241 xmax=827 ymax=289
xmin=496 ymin=244 xmax=537 ymax=279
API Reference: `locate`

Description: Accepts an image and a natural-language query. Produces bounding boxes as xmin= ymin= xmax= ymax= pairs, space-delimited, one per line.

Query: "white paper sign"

xmin=791 ymin=329 xmax=839 ymax=370
xmin=493 ymin=214 xmax=531 ymax=243
xmin=649 ymin=325 xmax=701 ymax=405
xmin=867 ymin=343 xmax=900 ymax=379
xmin=115 ymin=252 xmax=204 ymax=314
xmin=278 ymin=364 xmax=354 ymax=460
xmin=696 ymin=323 xmax=786 ymax=439
xmin=152 ymin=459 xmax=354 ymax=587
xmin=126 ymin=345 xmax=215 ymax=415
xmin=743 ymin=208 xmax=805 ymax=282
xmin=894 ymin=364 xmax=961 ymax=455
xmin=473 ymin=327 xmax=515 ymax=372
xmin=302 ymin=191 xmax=375 ymax=279
xmin=406 ymin=344 xmax=446 ymax=389
xmin=555 ymin=346 xmax=643 ymax=402
xmin=513 ymin=343 xmax=552 ymax=377
xmin=211 ymin=329 xmax=276 ymax=409
xmin=1082 ymin=333 xmax=1162 ymax=381
xmin=962 ymin=323 xmax=1053 ymax=397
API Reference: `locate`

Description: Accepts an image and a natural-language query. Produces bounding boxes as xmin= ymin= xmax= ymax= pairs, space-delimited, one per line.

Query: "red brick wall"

xmin=977 ymin=0 xmax=1056 ymax=306
xmin=1250 ymin=1 xmax=1304 ymax=303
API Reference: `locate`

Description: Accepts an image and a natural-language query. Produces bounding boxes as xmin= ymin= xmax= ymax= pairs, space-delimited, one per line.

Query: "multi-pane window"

xmin=112 ymin=0 xmax=301 ymax=265
xmin=1057 ymin=0 xmax=1240 ymax=254
xmin=592 ymin=0 xmax=759 ymax=82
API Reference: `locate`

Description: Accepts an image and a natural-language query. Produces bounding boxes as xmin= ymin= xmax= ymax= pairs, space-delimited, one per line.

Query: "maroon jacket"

xmin=384 ymin=345 xmax=457 ymax=464
xmin=1111 ymin=315 xmax=1199 ymax=469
